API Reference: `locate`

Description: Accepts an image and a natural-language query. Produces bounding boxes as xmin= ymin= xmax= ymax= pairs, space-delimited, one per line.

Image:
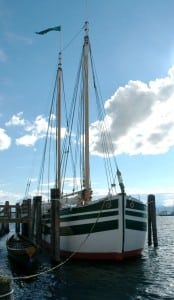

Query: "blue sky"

xmin=1 ymin=0 xmax=174 ymax=207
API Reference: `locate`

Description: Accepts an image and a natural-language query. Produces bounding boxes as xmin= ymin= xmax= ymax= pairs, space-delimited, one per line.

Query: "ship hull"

xmin=41 ymin=194 xmax=147 ymax=261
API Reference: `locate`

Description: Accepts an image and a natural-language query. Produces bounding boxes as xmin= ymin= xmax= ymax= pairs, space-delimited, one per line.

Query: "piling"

xmin=27 ymin=198 xmax=32 ymax=238
xmin=35 ymin=196 xmax=42 ymax=245
xmin=0 ymin=222 xmax=9 ymax=237
xmin=4 ymin=201 xmax=10 ymax=218
xmin=148 ymin=194 xmax=158 ymax=247
xmin=21 ymin=199 xmax=32 ymax=237
xmin=15 ymin=203 xmax=20 ymax=234
xmin=31 ymin=196 xmax=37 ymax=238
xmin=51 ymin=188 xmax=60 ymax=262
xmin=0 ymin=277 xmax=14 ymax=300
xmin=3 ymin=201 xmax=10 ymax=233
xmin=4 ymin=223 xmax=10 ymax=234
xmin=30 ymin=196 xmax=42 ymax=244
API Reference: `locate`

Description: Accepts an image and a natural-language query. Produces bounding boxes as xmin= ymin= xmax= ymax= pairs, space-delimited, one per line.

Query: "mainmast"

xmin=83 ymin=21 xmax=91 ymax=202
xmin=56 ymin=51 xmax=62 ymax=193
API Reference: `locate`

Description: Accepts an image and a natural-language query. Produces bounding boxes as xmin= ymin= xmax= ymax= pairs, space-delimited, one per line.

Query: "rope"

xmin=2 ymin=197 xmax=108 ymax=281
xmin=62 ymin=26 xmax=84 ymax=53
xmin=0 ymin=289 xmax=14 ymax=298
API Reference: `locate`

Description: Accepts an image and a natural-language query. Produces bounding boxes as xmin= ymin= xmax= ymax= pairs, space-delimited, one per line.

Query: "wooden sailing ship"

xmin=32 ymin=21 xmax=147 ymax=260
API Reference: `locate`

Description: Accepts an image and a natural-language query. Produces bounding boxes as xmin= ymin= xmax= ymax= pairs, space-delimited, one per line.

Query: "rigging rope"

xmin=36 ymin=74 xmax=57 ymax=194
xmin=62 ymin=26 xmax=84 ymax=53
xmin=89 ymin=44 xmax=118 ymax=193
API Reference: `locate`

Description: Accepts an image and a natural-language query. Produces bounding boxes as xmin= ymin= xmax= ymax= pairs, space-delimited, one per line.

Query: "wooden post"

xmin=4 ymin=201 xmax=10 ymax=233
xmin=4 ymin=201 xmax=10 ymax=218
xmin=0 ymin=277 xmax=14 ymax=299
xmin=15 ymin=203 xmax=20 ymax=234
xmin=148 ymin=194 xmax=158 ymax=247
xmin=51 ymin=188 xmax=60 ymax=262
xmin=35 ymin=196 xmax=42 ymax=245
xmin=27 ymin=199 xmax=32 ymax=238
xmin=31 ymin=196 xmax=37 ymax=238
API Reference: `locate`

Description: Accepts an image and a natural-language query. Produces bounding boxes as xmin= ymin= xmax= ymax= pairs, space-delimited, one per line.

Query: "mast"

xmin=56 ymin=51 xmax=62 ymax=193
xmin=83 ymin=21 xmax=91 ymax=202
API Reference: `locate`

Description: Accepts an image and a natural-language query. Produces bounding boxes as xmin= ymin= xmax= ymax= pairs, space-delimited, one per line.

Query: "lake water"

xmin=0 ymin=216 xmax=174 ymax=300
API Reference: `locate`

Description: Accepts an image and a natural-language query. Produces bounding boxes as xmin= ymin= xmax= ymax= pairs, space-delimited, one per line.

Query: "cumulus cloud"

xmin=0 ymin=189 xmax=21 ymax=203
xmin=4 ymin=66 xmax=174 ymax=154
xmin=16 ymin=134 xmax=38 ymax=147
xmin=25 ymin=115 xmax=49 ymax=134
xmin=5 ymin=113 xmax=48 ymax=146
xmin=15 ymin=115 xmax=50 ymax=147
xmin=0 ymin=128 xmax=11 ymax=150
xmin=5 ymin=112 xmax=67 ymax=147
xmin=5 ymin=112 xmax=25 ymax=126
xmin=90 ymin=66 xmax=174 ymax=155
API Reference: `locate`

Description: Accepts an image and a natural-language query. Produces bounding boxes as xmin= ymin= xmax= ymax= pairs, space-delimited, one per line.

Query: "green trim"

xmin=61 ymin=210 xmax=118 ymax=222
xmin=126 ymin=210 xmax=147 ymax=218
xmin=60 ymin=220 xmax=119 ymax=236
xmin=61 ymin=198 xmax=119 ymax=216
xmin=126 ymin=199 xmax=146 ymax=211
xmin=126 ymin=219 xmax=147 ymax=231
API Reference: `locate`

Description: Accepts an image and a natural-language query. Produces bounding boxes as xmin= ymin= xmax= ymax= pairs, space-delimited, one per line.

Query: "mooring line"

xmin=1 ymin=196 xmax=109 ymax=281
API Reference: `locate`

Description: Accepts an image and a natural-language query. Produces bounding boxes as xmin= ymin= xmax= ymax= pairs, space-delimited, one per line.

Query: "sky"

xmin=1 ymin=0 xmax=174 ymax=207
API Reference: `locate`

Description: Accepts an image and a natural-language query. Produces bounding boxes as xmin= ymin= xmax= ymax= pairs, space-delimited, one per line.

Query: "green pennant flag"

xmin=36 ymin=26 xmax=61 ymax=35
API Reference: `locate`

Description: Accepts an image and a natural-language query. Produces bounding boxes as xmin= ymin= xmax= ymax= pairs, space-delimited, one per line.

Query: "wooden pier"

xmin=0 ymin=195 xmax=60 ymax=261
xmin=0 ymin=199 xmax=32 ymax=238
xmin=0 ymin=200 xmax=32 ymax=223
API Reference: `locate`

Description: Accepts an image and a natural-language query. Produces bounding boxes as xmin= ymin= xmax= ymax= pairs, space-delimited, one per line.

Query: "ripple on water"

xmin=0 ymin=217 xmax=174 ymax=300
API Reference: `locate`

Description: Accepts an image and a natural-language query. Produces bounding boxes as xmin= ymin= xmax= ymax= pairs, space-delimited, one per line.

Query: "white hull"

xmin=41 ymin=194 xmax=147 ymax=260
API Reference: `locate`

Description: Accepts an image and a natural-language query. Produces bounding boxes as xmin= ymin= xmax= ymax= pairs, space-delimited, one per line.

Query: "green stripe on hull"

xmin=126 ymin=219 xmax=147 ymax=231
xmin=126 ymin=210 xmax=147 ymax=218
xmin=61 ymin=220 xmax=119 ymax=236
xmin=126 ymin=199 xmax=146 ymax=211
xmin=61 ymin=198 xmax=119 ymax=216
xmin=61 ymin=210 xmax=119 ymax=222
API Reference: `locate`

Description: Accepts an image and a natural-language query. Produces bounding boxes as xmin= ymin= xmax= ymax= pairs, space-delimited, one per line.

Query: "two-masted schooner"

xmin=33 ymin=21 xmax=147 ymax=260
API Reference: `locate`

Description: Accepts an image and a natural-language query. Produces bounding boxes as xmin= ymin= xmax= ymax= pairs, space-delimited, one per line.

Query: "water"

xmin=0 ymin=217 xmax=174 ymax=300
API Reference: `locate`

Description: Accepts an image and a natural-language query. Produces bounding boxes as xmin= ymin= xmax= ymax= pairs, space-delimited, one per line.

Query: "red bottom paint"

xmin=41 ymin=240 xmax=143 ymax=261
xmin=60 ymin=249 xmax=143 ymax=261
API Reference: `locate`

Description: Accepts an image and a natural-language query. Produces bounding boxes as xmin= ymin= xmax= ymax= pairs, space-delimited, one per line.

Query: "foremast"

xmin=56 ymin=51 xmax=62 ymax=194
xmin=55 ymin=22 xmax=92 ymax=203
xmin=83 ymin=21 xmax=91 ymax=203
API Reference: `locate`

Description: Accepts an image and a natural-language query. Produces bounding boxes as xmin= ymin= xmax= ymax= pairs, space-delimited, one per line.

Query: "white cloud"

xmin=4 ymin=65 xmax=174 ymax=154
xmin=5 ymin=112 xmax=25 ymax=126
xmin=25 ymin=115 xmax=49 ymax=134
xmin=0 ymin=128 xmax=11 ymax=150
xmin=16 ymin=134 xmax=38 ymax=147
xmin=14 ymin=114 xmax=67 ymax=147
xmin=90 ymin=66 xmax=174 ymax=155
xmin=0 ymin=189 xmax=21 ymax=203
xmin=16 ymin=115 xmax=51 ymax=146
xmin=6 ymin=114 xmax=49 ymax=147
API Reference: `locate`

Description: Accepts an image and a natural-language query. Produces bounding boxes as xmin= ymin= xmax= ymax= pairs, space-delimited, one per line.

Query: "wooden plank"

xmin=0 ymin=218 xmax=32 ymax=223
